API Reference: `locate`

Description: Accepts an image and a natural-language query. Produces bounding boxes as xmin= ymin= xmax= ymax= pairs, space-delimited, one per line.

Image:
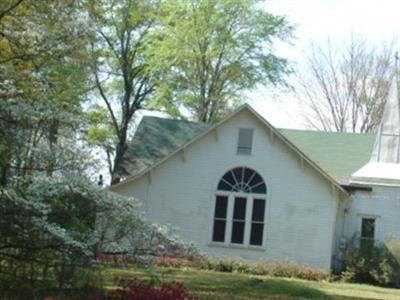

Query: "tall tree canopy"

xmin=298 ymin=38 xmax=394 ymax=133
xmin=149 ymin=0 xmax=293 ymax=123
xmin=86 ymin=0 xmax=292 ymax=181
xmin=0 ymin=0 xmax=92 ymax=184
xmin=87 ymin=0 xmax=158 ymax=183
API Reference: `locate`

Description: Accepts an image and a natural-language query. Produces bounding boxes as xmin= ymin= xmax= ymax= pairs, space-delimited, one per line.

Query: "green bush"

xmin=197 ymin=257 xmax=330 ymax=281
xmin=205 ymin=258 xmax=253 ymax=273
xmin=341 ymin=238 xmax=400 ymax=288
xmin=261 ymin=260 xmax=330 ymax=281
xmin=0 ymin=176 xmax=181 ymax=299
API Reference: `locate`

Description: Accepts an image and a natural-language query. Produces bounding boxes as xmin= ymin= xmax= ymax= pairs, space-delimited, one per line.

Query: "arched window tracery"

xmin=217 ymin=167 xmax=267 ymax=194
xmin=212 ymin=167 xmax=267 ymax=247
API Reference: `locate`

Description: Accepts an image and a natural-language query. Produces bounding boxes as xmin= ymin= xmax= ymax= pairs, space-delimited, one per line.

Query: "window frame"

xmin=210 ymin=190 xmax=267 ymax=249
xmin=360 ymin=217 xmax=376 ymax=252
xmin=249 ymin=198 xmax=266 ymax=246
xmin=217 ymin=167 xmax=267 ymax=194
xmin=212 ymin=195 xmax=229 ymax=242
xmin=231 ymin=196 xmax=247 ymax=244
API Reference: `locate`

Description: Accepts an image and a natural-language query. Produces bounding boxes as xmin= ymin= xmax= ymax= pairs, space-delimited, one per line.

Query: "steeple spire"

xmin=351 ymin=54 xmax=400 ymax=185
xmin=370 ymin=53 xmax=400 ymax=163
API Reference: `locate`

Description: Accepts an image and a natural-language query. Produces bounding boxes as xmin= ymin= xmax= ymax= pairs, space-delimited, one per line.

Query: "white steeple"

xmin=351 ymin=55 xmax=400 ymax=186
xmin=370 ymin=64 xmax=400 ymax=163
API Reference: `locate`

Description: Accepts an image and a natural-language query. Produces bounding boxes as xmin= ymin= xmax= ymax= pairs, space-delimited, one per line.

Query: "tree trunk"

xmin=46 ymin=120 xmax=59 ymax=176
xmin=0 ymin=147 xmax=11 ymax=186
xmin=111 ymin=126 xmax=128 ymax=184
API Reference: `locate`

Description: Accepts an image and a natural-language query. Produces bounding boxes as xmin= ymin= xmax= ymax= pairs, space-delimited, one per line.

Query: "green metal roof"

xmin=117 ymin=116 xmax=375 ymax=184
xmin=279 ymin=129 xmax=374 ymax=183
xmin=116 ymin=116 xmax=210 ymax=177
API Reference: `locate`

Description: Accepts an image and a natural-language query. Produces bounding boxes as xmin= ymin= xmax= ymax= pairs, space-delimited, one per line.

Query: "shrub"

xmin=204 ymin=258 xmax=252 ymax=273
xmin=41 ymin=278 xmax=197 ymax=300
xmin=154 ymin=256 xmax=190 ymax=268
xmin=199 ymin=257 xmax=330 ymax=281
xmin=99 ymin=234 xmax=202 ymax=268
xmin=341 ymin=238 xmax=400 ymax=287
xmin=0 ymin=175 xmax=194 ymax=299
xmin=106 ymin=278 xmax=197 ymax=300
xmin=250 ymin=260 xmax=330 ymax=281
xmin=0 ymin=176 xmax=140 ymax=292
xmin=148 ymin=255 xmax=329 ymax=282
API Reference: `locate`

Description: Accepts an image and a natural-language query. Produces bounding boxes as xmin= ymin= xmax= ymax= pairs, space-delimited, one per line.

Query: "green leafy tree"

xmin=148 ymin=0 xmax=293 ymax=123
xmin=87 ymin=106 xmax=116 ymax=176
xmin=87 ymin=0 xmax=158 ymax=184
xmin=0 ymin=0 xmax=92 ymax=184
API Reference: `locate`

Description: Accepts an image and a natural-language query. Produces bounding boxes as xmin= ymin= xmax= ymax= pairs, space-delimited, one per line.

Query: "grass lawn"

xmin=103 ymin=266 xmax=400 ymax=300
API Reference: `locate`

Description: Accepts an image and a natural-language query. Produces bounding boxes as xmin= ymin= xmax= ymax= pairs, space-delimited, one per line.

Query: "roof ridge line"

xmin=143 ymin=116 xmax=373 ymax=136
xmin=279 ymin=128 xmax=373 ymax=136
xmin=142 ymin=115 xmax=208 ymax=125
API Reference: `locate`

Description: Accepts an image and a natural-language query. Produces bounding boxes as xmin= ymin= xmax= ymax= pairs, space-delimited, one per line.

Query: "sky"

xmin=251 ymin=0 xmax=400 ymax=129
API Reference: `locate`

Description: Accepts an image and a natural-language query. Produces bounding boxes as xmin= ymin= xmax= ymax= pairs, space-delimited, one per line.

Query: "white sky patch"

xmin=251 ymin=0 xmax=400 ymax=129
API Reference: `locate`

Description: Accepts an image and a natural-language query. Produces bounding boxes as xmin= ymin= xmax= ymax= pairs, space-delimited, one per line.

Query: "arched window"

xmin=212 ymin=167 xmax=267 ymax=247
xmin=217 ymin=167 xmax=267 ymax=194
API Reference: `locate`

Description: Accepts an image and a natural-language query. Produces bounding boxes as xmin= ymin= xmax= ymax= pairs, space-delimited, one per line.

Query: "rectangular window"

xmin=237 ymin=128 xmax=253 ymax=155
xmin=231 ymin=197 xmax=247 ymax=244
xmin=250 ymin=199 xmax=265 ymax=246
xmin=212 ymin=196 xmax=228 ymax=242
xmin=360 ymin=218 xmax=375 ymax=252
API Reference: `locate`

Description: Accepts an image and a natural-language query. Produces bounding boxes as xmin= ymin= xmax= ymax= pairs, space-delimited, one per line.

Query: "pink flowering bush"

xmin=154 ymin=256 xmax=189 ymax=268
xmin=43 ymin=278 xmax=197 ymax=300
xmin=106 ymin=278 xmax=197 ymax=300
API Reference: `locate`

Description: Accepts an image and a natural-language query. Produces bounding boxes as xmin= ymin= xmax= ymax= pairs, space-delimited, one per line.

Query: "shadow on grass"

xmin=160 ymin=268 xmax=380 ymax=300
xmin=0 ymin=286 xmax=105 ymax=300
xmin=187 ymin=276 xmax=377 ymax=300
xmin=104 ymin=266 xmax=380 ymax=300
xmin=194 ymin=277 xmax=322 ymax=298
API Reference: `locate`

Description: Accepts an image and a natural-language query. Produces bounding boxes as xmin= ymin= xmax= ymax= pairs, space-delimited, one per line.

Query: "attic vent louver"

xmin=237 ymin=128 xmax=253 ymax=155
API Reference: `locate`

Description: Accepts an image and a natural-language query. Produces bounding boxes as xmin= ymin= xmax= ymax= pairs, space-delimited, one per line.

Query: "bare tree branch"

xmin=0 ymin=0 xmax=24 ymax=21
xmin=298 ymin=37 xmax=395 ymax=133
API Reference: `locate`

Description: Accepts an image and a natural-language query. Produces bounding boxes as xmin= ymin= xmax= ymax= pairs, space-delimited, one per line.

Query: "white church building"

xmin=111 ymin=78 xmax=400 ymax=271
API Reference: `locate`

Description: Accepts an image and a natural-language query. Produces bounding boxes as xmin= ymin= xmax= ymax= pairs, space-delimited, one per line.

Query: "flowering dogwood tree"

xmin=0 ymin=174 xmax=192 ymax=298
